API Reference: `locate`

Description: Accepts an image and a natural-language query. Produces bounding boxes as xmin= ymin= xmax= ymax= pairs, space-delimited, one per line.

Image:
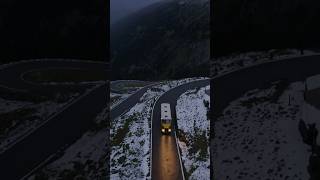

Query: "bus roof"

xmin=161 ymin=103 xmax=172 ymax=120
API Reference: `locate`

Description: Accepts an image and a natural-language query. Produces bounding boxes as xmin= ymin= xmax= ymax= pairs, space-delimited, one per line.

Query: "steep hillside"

xmin=111 ymin=0 xmax=210 ymax=80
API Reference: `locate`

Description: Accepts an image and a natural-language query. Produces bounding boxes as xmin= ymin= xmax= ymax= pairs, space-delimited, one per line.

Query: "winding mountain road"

xmin=0 ymin=59 xmax=108 ymax=180
xmin=111 ymin=83 xmax=157 ymax=120
xmin=211 ymin=54 xmax=320 ymax=178
xmin=111 ymin=79 xmax=210 ymax=180
xmin=0 ymin=59 xmax=108 ymax=93
xmin=2 ymin=54 xmax=317 ymax=179
xmin=151 ymin=79 xmax=210 ymax=180
xmin=212 ymin=54 xmax=320 ymax=117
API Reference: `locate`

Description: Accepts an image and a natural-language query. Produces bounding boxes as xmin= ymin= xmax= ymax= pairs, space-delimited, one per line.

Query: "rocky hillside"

xmin=111 ymin=0 xmax=210 ymax=80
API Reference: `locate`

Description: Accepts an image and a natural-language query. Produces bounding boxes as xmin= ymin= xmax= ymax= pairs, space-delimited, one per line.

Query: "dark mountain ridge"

xmin=111 ymin=0 xmax=210 ymax=80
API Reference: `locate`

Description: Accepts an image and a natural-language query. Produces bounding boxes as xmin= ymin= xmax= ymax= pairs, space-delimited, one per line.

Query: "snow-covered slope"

xmin=176 ymin=85 xmax=210 ymax=180
xmin=213 ymin=81 xmax=310 ymax=179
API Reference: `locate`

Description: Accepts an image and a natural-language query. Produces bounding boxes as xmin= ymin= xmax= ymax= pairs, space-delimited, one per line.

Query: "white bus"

xmin=160 ymin=103 xmax=172 ymax=134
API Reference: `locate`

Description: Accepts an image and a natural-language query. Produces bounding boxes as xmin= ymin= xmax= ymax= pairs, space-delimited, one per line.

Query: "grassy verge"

xmin=177 ymin=128 xmax=209 ymax=179
xmin=191 ymin=130 xmax=209 ymax=162
xmin=0 ymin=108 xmax=37 ymax=136
xmin=299 ymin=120 xmax=320 ymax=180
xmin=111 ymin=115 xmax=137 ymax=146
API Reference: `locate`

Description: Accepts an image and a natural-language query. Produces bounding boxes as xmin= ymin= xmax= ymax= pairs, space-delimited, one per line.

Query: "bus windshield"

xmin=162 ymin=119 xmax=170 ymax=124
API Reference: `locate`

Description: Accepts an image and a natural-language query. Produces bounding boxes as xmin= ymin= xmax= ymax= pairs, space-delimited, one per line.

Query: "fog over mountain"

xmin=110 ymin=0 xmax=164 ymax=24
xmin=111 ymin=0 xmax=209 ymax=80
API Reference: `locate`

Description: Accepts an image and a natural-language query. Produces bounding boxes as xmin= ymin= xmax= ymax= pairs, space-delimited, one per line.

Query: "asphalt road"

xmin=110 ymin=83 xmax=157 ymax=120
xmin=0 ymin=60 xmax=209 ymax=180
xmin=0 ymin=59 xmax=108 ymax=179
xmin=0 ymin=60 xmax=108 ymax=95
xmin=211 ymin=54 xmax=320 ymax=178
xmin=152 ymin=79 xmax=210 ymax=180
xmin=212 ymin=55 xmax=320 ymax=117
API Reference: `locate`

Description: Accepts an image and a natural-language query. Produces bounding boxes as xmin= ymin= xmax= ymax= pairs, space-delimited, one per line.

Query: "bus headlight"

xmin=168 ymin=128 xmax=171 ymax=132
xmin=161 ymin=129 xmax=165 ymax=133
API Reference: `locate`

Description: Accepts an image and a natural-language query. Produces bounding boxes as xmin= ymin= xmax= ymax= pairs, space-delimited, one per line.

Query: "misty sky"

xmin=110 ymin=0 xmax=164 ymax=24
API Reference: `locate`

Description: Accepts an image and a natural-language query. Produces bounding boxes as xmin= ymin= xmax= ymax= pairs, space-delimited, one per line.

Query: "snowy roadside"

xmin=110 ymin=78 xmax=207 ymax=109
xmin=213 ymin=80 xmax=311 ymax=179
xmin=28 ymin=103 xmax=108 ymax=180
xmin=211 ymin=49 xmax=318 ymax=77
xmin=110 ymin=89 xmax=157 ymax=179
xmin=110 ymin=77 xmax=207 ymax=179
xmin=176 ymin=85 xmax=210 ymax=180
xmin=110 ymin=92 xmax=131 ymax=109
xmin=0 ymin=90 xmax=85 ymax=153
xmin=110 ymin=80 xmax=151 ymax=109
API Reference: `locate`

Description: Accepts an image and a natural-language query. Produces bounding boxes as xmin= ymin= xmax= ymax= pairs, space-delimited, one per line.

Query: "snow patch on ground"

xmin=111 ymin=77 xmax=207 ymax=109
xmin=176 ymin=85 xmax=210 ymax=180
xmin=110 ymin=77 xmax=208 ymax=179
xmin=110 ymin=80 xmax=152 ymax=109
xmin=0 ymin=93 xmax=79 ymax=153
xmin=213 ymin=81 xmax=310 ymax=180
xmin=110 ymin=92 xmax=131 ymax=109
xmin=28 ymin=105 xmax=108 ymax=180
xmin=0 ymin=84 xmax=99 ymax=153
xmin=110 ymin=89 xmax=159 ymax=180
xmin=0 ymin=98 xmax=32 ymax=113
